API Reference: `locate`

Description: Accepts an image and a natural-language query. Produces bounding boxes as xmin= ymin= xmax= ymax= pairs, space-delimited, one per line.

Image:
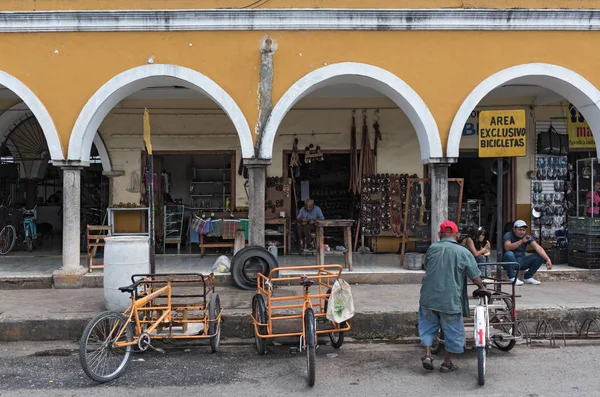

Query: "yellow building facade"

xmin=1 ymin=1 xmax=599 ymax=285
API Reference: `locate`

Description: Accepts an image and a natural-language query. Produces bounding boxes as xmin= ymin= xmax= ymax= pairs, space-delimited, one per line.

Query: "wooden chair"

xmin=87 ymin=225 xmax=112 ymax=272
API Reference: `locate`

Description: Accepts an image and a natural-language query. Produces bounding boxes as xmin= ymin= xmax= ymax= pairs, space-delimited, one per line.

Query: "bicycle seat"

xmin=300 ymin=277 xmax=314 ymax=287
xmin=119 ymin=281 xmax=141 ymax=294
xmin=472 ymin=289 xmax=493 ymax=299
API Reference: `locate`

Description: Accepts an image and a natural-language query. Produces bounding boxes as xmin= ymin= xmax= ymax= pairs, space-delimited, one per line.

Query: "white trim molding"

xmin=2 ymin=9 xmax=600 ymax=32
xmin=448 ymin=63 xmax=600 ymax=158
xmin=68 ymin=64 xmax=254 ymax=163
xmin=261 ymin=62 xmax=443 ymax=163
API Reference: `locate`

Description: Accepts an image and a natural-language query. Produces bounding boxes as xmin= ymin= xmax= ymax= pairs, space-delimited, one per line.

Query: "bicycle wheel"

xmin=0 ymin=225 xmax=16 ymax=255
xmin=25 ymin=235 xmax=32 ymax=252
xmin=490 ymin=297 xmax=516 ymax=352
xmin=305 ymin=307 xmax=316 ymax=387
xmin=79 ymin=311 xmax=133 ymax=383
xmin=323 ymin=289 xmax=345 ymax=348
xmin=477 ymin=346 xmax=486 ymax=386
xmin=208 ymin=294 xmax=221 ymax=353
xmin=430 ymin=329 xmax=444 ymax=355
xmin=252 ymin=294 xmax=268 ymax=355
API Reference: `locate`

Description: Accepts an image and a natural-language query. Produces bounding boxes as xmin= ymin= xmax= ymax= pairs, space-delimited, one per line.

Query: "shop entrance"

xmin=449 ymin=152 xmax=515 ymax=244
xmin=284 ymin=151 xmax=357 ymax=253
xmin=142 ymin=151 xmax=237 ymax=253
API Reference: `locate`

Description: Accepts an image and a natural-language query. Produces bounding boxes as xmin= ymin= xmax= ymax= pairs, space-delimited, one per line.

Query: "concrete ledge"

xmin=0 ymin=276 xmax=53 ymax=290
xmin=2 ymin=307 xmax=599 ymax=342
xmin=5 ymin=268 xmax=600 ymax=290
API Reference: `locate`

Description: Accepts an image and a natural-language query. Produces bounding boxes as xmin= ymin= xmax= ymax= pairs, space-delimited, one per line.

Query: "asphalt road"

xmin=0 ymin=339 xmax=598 ymax=396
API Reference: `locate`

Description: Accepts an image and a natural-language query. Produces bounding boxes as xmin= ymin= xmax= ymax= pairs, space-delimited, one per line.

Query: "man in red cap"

xmin=418 ymin=220 xmax=486 ymax=373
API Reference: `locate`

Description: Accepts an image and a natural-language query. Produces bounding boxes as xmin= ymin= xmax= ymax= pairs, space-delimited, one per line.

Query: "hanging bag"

xmin=326 ymin=279 xmax=355 ymax=323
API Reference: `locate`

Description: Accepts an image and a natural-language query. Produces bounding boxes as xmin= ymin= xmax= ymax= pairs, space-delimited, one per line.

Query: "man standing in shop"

xmin=419 ymin=220 xmax=486 ymax=373
xmin=297 ymin=199 xmax=324 ymax=252
xmin=503 ymin=220 xmax=552 ymax=285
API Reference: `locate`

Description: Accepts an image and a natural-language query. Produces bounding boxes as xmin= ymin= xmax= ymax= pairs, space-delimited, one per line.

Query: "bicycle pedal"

xmin=289 ymin=347 xmax=299 ymax=354
xmin=148 ymin=345 xmax=166 ymax=354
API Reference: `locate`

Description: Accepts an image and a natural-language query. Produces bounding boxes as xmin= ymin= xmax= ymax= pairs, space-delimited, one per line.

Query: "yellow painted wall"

xmin=2 ymin=1 xmax=600 ymax=11
xmin=2 ymin=30 xmax=600 ymax=159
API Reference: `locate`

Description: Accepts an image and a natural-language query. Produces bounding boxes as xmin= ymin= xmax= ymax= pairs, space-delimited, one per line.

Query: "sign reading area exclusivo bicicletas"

xmin=478 ymin=109 xmax=527 ymax=158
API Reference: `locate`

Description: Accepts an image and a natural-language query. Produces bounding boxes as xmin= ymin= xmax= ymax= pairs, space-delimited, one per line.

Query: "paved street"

xmin=0 ymin=340 xmax=598 ymax=396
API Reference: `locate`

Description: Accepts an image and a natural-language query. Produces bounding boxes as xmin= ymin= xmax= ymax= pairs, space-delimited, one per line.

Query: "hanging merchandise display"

xmin=358 ymin=110 xmax=375 ymax=186
xmin=530 ymin=156 xmax=568 ymax=243
xmin=361 ymin=173 xmax=410 ymax=238
xmin=265 ymin=176 xmax=291 ymax=218
xmin=373 ymin=110 xmax=382 ymax=158
xmin=349 ymin=111 xmax=359 ymax=195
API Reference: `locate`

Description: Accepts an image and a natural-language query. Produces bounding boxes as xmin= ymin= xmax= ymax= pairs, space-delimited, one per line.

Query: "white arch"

xmin=261 ymin=62 xmax=443 ymax=163
xmin=0 ymin=102 xmax=112 ymax=174
xmin=448 ymin=63 xmax=600 ymax=158
xmin=0 ymin=72 xmax=63 ymax=161
xmin=93 ymin=133 xmax=112 ymax=173
xmin=68 ymin=64 xmax=254 ymax=163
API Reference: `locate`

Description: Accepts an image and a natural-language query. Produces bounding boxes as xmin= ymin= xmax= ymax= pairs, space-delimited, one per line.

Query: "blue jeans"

xmin=418 ymin=307 xmax=465 ymax=354
xmin=502 ymin=251 xmax=544 ymax=279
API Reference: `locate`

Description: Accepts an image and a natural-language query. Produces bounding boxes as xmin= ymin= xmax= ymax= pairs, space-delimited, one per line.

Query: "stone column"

xmin=53 ymin=166 xmax=87 ymax=288
xmin=245 ymin=158 xmax=271 ymax=247
xmin=429 ymin=163 xmax=449 ymax=242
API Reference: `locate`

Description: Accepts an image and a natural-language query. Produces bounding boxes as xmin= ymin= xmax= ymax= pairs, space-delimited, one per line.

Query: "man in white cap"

xmin=502 ymin=220 xmax=552 ymax=285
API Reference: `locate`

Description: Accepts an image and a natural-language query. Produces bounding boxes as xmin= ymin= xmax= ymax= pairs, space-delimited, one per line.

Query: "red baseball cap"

xmin=439 ymin=220 xmax=459 ymax=233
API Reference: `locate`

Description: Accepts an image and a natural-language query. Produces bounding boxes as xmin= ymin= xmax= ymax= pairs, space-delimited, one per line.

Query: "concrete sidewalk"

xmin=1 ymin=281 xmax=598 ymax=342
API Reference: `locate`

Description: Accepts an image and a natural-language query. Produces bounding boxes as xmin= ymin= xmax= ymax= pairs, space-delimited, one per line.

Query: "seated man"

xmin=502 ymin=220 xmax=552 ymax=286
xmin=297 ymin=199 xmax=324 ymax=252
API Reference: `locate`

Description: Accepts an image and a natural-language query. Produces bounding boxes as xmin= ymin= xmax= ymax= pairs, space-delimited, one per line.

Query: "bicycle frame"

xmin=109 ymin=273 xmax=222 ymax=348
xmin=474 ymin=295 xmax=489 ymax=348
xmin=252 ymin=265 xmax=351 ymax=339
xmin=23 ymin=217 xmax=36 ymax=239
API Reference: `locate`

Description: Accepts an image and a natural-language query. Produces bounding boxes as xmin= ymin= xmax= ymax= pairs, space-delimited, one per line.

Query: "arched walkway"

xmin=260 ymin=62 xmax=443 ymax=163
xmin=68 ymin=64 xmax=254 ymax=163
xmin=448 ymin=63 xmax=600 ymax=158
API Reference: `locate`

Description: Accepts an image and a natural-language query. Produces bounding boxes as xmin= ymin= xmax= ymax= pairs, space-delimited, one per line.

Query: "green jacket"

xmin=419 ymin=238 xmax=480 ymax=317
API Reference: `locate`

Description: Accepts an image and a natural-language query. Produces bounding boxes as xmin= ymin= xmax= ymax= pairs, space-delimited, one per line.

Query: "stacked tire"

xmin=230 ymin=246 xmax=278 ymax=290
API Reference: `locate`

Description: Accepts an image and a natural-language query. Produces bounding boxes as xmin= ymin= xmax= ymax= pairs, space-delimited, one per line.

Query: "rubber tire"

xmin=477 ymin=347 xmax=486 ymax=386
xmin=305 ymin=308 xmax=316 ymax=387
xmin=490 ymin=297 xmax=516 ymax=352
xmin=322 ymin=289 xmax=345 ymax=348
xmin=208 ymin=294 xmax=221 ymax=353
xmin=0 ymin=225 xmax=16 ymax=255
xmin=430 ymin=329 xmax=444 ymax=355
xmin=252 ymin=294 xmax=268 ymax=355
xmin=231 ymin=246 xmax=277 ymax=290
xmin=79 ymin=311 xmax=133 ymax=383
xmin=25 ymin=235 xmax=32 ymax=252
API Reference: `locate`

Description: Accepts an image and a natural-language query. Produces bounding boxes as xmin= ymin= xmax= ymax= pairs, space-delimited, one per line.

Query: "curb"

xmin=2 ymin=307 xmax=599 ymax=342
xmin=2 ymin=268 xmax=599 ymax=290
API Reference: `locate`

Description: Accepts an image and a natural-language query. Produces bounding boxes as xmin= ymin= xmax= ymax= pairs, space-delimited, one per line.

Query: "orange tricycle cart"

xmin=251 ymin=264 xmax=351 ymax=387
xmin=79 ymin=273 xmax=222 ymax=383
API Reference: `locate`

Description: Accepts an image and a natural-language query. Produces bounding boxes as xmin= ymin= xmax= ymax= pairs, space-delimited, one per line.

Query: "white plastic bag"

xmin=326 ymin=279 xmax=355 ymax=323
xmin=211 ymin=255 xmax=231 ymax=273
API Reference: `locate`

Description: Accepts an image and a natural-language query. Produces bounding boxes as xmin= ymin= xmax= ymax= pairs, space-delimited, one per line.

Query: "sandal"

xmin=421 ymin=355 xmax=434 ymax=371
xmin=440 ymin=361 xmax=459 ymax=373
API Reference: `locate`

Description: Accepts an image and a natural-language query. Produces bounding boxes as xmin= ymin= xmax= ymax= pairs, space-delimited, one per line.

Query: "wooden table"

xmin=315 ymin=219 xmax=355 ymax=271
xmin=265 ymin=218 xmax=289 ymax=255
